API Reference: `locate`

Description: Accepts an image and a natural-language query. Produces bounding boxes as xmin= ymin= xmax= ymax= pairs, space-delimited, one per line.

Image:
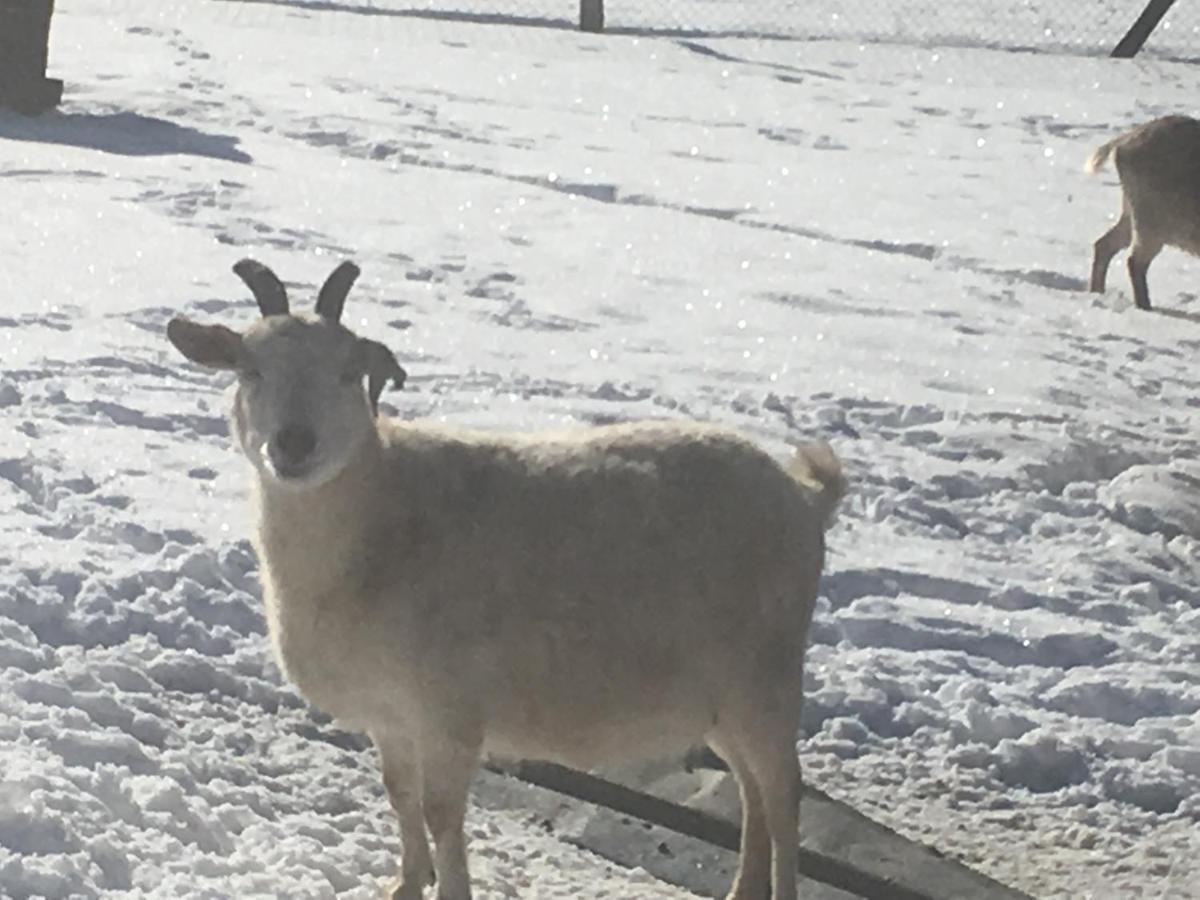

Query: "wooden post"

xmin=0 ymin=0 xmax=63 ymax=114
xmin=580 ymin=0 xmax=604 ymax=33
xmin=1112 ymin=0 xmax=1179 ymax=58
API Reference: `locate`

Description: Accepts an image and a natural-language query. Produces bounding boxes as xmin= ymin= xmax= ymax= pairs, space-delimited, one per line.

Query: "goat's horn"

xmin=315 ymin=261 xmax=361 ymax=322
xmin=233 ymin=259 xmax=289 ymax=317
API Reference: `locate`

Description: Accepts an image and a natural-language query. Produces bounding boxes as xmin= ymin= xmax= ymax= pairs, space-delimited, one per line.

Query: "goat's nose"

xmin=273 ymin=424 xmax=316 ymax=466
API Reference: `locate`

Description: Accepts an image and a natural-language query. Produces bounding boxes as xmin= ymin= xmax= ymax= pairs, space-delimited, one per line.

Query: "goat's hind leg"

xmin=745 ymin=734 xmax=800 ymax=900
xmin=715 ymin=693 xmax=802 ymax=900
xmin=1090 ymin=204 xmax=1132 ymax=293
xmin=375 ymin=732 xmax=435 ymax=900
xmin=707 ymin=735 xmax=771 ymax=900
xmin=1127 ymin=235 xmax=1163 ymax=311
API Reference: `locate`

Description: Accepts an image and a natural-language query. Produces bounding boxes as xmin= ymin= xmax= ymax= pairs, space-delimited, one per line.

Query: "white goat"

xmin=1087 ymin=114 xmax=1200 ymax=311
xmin=166 ymin=259 xmax=845 ymax=900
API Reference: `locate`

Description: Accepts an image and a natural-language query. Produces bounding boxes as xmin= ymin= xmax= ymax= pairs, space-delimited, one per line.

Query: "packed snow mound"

xmin=1100 ymin=460 xmax=1200 ymax=540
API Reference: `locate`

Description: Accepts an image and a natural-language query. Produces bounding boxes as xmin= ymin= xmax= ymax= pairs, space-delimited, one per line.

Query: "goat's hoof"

xmin=724 ymin=876 xmax=770 ymax=900
xmin=384 ymin=874 xmax=432 ymax=900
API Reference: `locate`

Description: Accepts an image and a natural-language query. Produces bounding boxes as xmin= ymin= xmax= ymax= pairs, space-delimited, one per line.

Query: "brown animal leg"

xmin=377 ymin=735 xmax=435 ymax=900
xmin=421 ymin=734 xmax=480 ymax=900
xmin=1090 ymin=210 xmax=1132 ymax=293
xmin=710 ymin=690 xmax=801 ymax=900
xmin=708 ymin=737 xmax=771 ymax=900
xmin=1127 ymin=238 xmax=1163 ymax=310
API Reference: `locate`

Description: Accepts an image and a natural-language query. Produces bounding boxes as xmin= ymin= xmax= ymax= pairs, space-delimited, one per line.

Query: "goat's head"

xmin=167 ymin=259 xmax=407 ymax=489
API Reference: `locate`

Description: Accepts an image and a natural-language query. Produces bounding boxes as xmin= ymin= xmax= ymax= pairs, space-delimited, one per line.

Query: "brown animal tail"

xmin=1084 ymin=134 xmax=1124 ymax=174
xmin=789 ymin=441 xmax=846 ymax=528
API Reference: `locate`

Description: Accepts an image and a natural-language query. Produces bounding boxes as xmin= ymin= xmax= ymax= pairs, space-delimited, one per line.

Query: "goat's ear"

xmin=360 ymin=338 xmax=407 ymax=414
xmin=167 ymin=317 xmax=242 ymax=370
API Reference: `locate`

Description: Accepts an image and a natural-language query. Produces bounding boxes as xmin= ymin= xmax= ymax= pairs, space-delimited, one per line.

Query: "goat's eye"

xmin=240 ymin=366 xmax=262 ymax=383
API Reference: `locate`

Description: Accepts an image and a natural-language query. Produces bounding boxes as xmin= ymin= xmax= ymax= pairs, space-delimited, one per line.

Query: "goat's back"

xmin=1111 ymin=116 xmax=1200 ymax=253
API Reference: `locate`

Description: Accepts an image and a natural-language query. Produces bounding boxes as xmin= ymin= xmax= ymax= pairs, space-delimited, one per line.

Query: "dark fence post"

xmin=1112 ymin=0 xmax=1179 ymax=58
xmin=0 ymin=0 xmax=63 ymax=114
xmin=580 ymin=0 xmax=604 ymax=33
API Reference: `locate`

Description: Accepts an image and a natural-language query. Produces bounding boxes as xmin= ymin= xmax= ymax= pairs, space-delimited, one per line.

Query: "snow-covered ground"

xmin=1 ymin=1 xmax=1199 ymax=897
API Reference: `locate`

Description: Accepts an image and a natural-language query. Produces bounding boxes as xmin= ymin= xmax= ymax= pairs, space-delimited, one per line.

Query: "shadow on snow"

xmin=0 ymin=110 xmax=252 ymax=163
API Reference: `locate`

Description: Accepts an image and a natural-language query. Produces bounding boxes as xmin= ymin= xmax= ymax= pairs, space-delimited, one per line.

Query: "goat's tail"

xmin=789 ymin=441 xmax=846 ymax=528
xmin=1085 ymin=134 xmax=1125 ymax=174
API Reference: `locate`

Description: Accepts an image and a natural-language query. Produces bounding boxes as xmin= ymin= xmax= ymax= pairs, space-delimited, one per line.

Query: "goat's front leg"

xmin=375 ymin=732 xmax=434 ymax=900
xmin=421 ymin=726 xmax=482 ymax=900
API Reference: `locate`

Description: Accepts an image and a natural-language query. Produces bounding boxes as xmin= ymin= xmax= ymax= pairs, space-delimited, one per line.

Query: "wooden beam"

xmin=579 ymin=0 xmax=604 ymax=33
xmin=0 ymin=0 xmax=62 ymax=114
xmin=489 ymin=760 xmax=937 ymax=900
xmin=1112 ymin=0 xmax=1179 ymax=58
